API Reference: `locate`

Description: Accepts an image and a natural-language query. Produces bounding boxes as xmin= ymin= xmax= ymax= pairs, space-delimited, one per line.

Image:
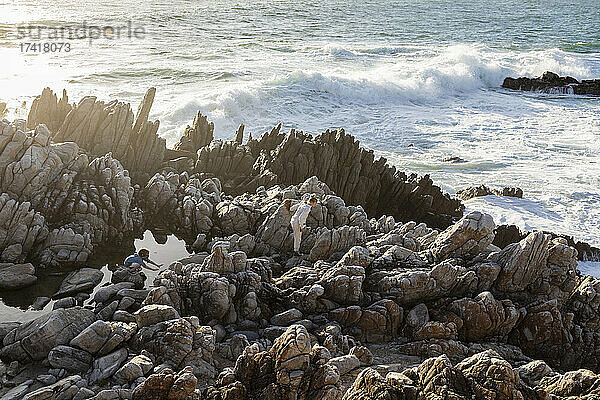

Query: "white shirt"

xmin=290 ymin=203 xmax=311 ymax=229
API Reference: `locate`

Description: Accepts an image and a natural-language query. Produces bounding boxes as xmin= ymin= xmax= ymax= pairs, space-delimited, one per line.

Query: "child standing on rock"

xmin=287 ymin=195 xmax=318 ymax=256
xmin=124 ymin=248 xmax=163 ymax=271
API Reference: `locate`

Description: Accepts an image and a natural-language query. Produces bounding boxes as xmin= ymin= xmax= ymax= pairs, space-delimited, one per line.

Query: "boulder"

xmin=134 ymin=305 xmax=180 ymax=328
xmin=428 ymin=211 xmax=495 ymax=261
xmin=89 ymin=347 xmax=128 ymax=383
xmin=0 ymin=263 xmax=36 ymax=289
xmin=47 ymin=345 xmax=92 ymax=372
xmin=0 ymin=307 xmax=95 ymax=362
xmin=53 ymin=267 xmax=104 ymax=298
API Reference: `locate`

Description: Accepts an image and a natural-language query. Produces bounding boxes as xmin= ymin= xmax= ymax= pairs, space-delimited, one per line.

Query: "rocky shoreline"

xmin=1 ymin=88 xmax=600 ymax=399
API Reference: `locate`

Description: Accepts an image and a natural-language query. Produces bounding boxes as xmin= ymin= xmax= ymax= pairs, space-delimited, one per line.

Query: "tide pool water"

xmin=1 ymin=0 xmax=599 ymax=246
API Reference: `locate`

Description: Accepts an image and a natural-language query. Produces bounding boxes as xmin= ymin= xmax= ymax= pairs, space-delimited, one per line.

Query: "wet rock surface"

xmin=503 ymin=70 xmax=600 ymax=95
xmin=1 ymin=88 xmax=600 ymax=399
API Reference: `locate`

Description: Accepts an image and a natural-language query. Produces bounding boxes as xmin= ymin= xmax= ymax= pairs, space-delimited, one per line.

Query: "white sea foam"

xmin=578 ymin=262 xmax=600 ymax=279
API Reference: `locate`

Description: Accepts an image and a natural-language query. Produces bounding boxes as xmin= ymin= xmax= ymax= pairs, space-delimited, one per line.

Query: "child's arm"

xmin=143 ymin=259 xmax=162 ymax=271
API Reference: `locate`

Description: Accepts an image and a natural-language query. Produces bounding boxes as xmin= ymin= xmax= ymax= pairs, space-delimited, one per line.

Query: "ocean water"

xmin=1 ymin=0 xmax=600 ymax=246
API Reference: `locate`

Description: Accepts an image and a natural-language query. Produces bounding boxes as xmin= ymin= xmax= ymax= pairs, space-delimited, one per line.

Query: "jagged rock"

xmin=456 ymin=185 xmax=523 ymax=201
xmin=449 ymin=291 xmax=520 ymax=342
xmin=308 ymin=225 xmax=366 ymax=262
xmin=206 ymin=325 xmax=341 ymax=400
xmin=0 ymin=262 xmax=36 ymax=289
xmin=539 ymin=368 xmax=600 ymax=397
xmin=1 ymin=379 xmax=35 ymax=400
xmin=270 ymin=308 xmax=303 ymax=326
xmin=153 ymin=247 xmax=265 ymax=326
xmin=428 ymin=211 xmax=495 ymax=261
xmin=132 ymin=366 xmax=197 ymax=400
xmin=0 ymin=193 xmax=49 ymax=263
xmin=503 ymin=71 xmax=600 ymax=95
xmin=330 ymin=299 xmax=402 ymax=343
xmin=0 ymin=119 xmax=137 ymax=266
xmin=455 ymin=350 xmax=525 ymax=399
xmin=94 ymin=282 xmax=135 ymax=304
xmin=195 ymin=140 xmax=255 ymax=183
xmin=90 ymin=389 xmax=132 ymax=400
xmin=32 ymin=296 xmax=51 ymax=310
xmin=53 ymin=267 xmax=104 ymax=298
xmin=250 ymin=128 xmax=463 ymax=229
xmin=367 ymin=220 xmax=439 ymax=252
xmin=493 ymin=231 xmax=550 ymax=294
xmin=0 ymin=322 xmax=20 ymax=342
xmin=365 ymin=259 xmax=471 ymax=304
xmin=328 ymin=347 xmax=373 ymax=377
xmin=319 ymin=265 xmax=365 ymax=305
xmin=342 ymin=367 xmax=406 ymax=400
xmin=142 ymin=172 xmax=216 ymax=240
xmin=516 ymin=360 xmax=556 ymax=387
xmin=132 ymin=317 xmax=216 ymax=380
xmin=26 ymin=87 xmax=72 ymax=132
xmin=53 ymin=88 xmax=165 ymax=180
xmin=0 ymin=307 xmax=95 ymax=362
xmin=347 ymin=350 xmax=537 ymax=399
xmin=509 ymin=299 xmax=572 ymax=364
xmin=174 ymin=111 xmax=214 ymax=154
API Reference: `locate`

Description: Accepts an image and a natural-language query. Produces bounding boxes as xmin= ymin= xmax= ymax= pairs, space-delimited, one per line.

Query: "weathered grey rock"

xmin=539 ymin=368 xmax=600 ymax=397
xmin=53 ymin=296 xmax=76 ymax=310
xmin=330 ymin=300 xmax=401 ymax=343
xmin=308 ymin=225 xmax=367 ymax=262
xmin=428 ymin=211 xmax=495 ymax=261
xmin=1 ymin=307 xmax=95 ymax=362
xmin=142 ymin=172 xmax=216 ymax=240
xmin=456 ymin=184 xmax=523 ymax=201
xmin=134 ymin=305 xmax=180 ymax=328
xmin=113 ymin=354 xmax=153 ymax=384
xmin=493 ymin=231 xmax=550 ymax=294
xmin=70 ymin=320 xmax=136 ymax=356
xmin=31 ymin=296 xmax=51 ymax=310
xmin=0 ymin=322 xmax=20 ymax=342
xmin=319 ymin=265 xmax=365 ymax=305
xmin=0 ymin=379 xmax=34 ymax=400
xmin=0 ymin=263 xmax=36 ymax=289
xmin=112 ymin=266 xmax=145 ymax=290
xmin=449 ymin=291 xmax=520 ymax=341
xmin=93 ymin=282 xmax=135 ymax=304
xmin=22 ymin=375 xmax=82 ymax=400
xmin=517 ymin=359 xmax=556 ymax=387
xmin=53 ymin=268 xmax=104 ymax=298
xmin=131 ymin=366 xmax=197 ymax=400
xmin=173 ymin=111 xmax=214 ymax=154
xmin=455 ymin=350 xmax=525 ymax=399
xmin=47 ymin=345 xmax=92 ymax=372
xmin=0 ymin=119 xmax=137 ymax=266
xmin=89 ymin=347 xmax=128 ymax=383
xmin=269 ymin=308 xmax=303 ymax=326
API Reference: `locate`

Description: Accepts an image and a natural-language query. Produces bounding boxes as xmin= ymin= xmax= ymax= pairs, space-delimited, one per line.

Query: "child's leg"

xmin=292 ymin=221 xmax=302 ymax=252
